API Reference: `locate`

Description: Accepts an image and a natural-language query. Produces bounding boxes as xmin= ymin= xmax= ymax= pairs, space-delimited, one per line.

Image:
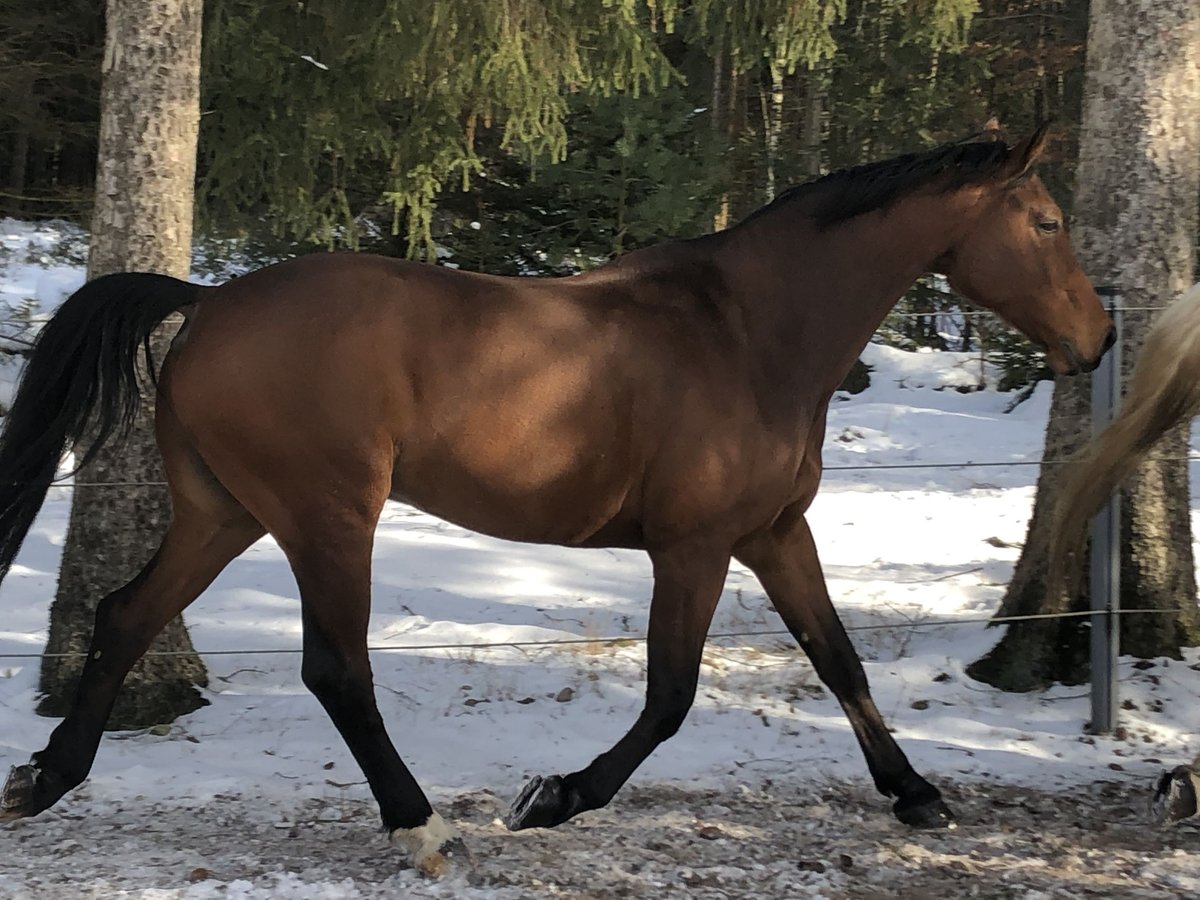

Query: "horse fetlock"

xmin=504 ymin=773 xmax=589 ymax=831
xmin=389 ymin=811 xmax=465 ymax=877
xmin=892 ymin=782 xmax=956 ymax=829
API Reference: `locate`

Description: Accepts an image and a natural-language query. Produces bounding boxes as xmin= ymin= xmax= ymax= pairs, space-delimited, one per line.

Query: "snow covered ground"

xmin=0 ymin=219 xmax=1198 ymax=897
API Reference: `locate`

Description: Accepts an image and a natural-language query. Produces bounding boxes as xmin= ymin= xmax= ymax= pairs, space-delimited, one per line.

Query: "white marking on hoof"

xmin=390 ymin=811 xmax=457 ymax=877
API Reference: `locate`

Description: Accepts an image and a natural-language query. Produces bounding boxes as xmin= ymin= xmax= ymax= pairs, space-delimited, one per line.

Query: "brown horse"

xmin=1048 ymin=281 xmax=1200 ymax=597
xmin=0 ymin=126 xmax=1112 ymax=875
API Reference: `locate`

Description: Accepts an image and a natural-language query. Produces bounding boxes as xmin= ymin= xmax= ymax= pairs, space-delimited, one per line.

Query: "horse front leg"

xmin=735 ymin=506 xmax=954 ymax=828
xmin=505 ymin=541 xmax=730 ymax=831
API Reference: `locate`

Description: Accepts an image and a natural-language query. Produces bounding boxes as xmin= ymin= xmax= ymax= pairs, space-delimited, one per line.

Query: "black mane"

xmin=748 ymin=136 xmax=1012 ymax=229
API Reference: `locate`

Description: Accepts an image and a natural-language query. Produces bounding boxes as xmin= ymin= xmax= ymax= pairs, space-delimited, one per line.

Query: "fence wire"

xmin=4 ymin=300 xmax=1197 ymax=665
xmin=883 ymin=305 xmax=1171 ymax=319
xmin=1 ymin=607 xmax=1194 ymax=662
xmin=47 ymin=450 xmax=1200 ymax=487
xmin=6 ymin=460 xmax=1198 ymax=661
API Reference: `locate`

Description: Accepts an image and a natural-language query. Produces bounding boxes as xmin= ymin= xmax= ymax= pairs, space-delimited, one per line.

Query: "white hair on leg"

xmin=390 ymin=811 xmax=458 ymax=877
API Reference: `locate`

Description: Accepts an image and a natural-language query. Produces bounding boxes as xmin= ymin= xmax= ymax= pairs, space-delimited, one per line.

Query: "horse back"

xmin=164 ymin=253 xmax=806 ymax=548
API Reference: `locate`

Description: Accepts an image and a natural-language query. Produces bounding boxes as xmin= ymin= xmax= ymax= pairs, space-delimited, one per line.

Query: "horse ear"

xmin=1005 ymin=121 xmax=1051 ymax=181
xmin=961 ymin=116 xmax=1004 ymax=144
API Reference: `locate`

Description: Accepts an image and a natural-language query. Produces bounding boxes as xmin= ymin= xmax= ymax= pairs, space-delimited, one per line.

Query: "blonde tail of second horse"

xmin=1048 ymin=283 xmax=1200 ymax=598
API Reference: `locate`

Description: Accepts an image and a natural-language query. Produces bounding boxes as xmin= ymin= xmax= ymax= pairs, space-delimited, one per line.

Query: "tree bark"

xmin=711 ymin=36 xmax=730 ymax=232
xmin=8 ymin=128 xmax=30 ymax=208
xmin=800 ymin=64 xmax=825 ymax=179
xmin=968 ymin=0 xmax=1200 ymax=691
xmin=37 ymin=0 xmax=207 ymax=729
xmin=763 ymin=59 xmax=786 ymax=203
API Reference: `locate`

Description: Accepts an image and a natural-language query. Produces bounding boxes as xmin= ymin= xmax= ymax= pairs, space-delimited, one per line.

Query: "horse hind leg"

xmin=258 ymin=482 xmax=460 ymax=876
xmin=161 ymin=406 xmax=456 ymax=874
xmin=0 ymin=440 xmax=264 ymax=821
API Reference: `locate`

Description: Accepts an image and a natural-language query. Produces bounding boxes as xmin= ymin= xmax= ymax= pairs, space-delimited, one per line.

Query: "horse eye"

xmin=1037 ymin=220 xmax=1061 ymax=234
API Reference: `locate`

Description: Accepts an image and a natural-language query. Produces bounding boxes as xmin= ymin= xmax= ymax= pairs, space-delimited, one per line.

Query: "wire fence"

xmin=46 ymin=449 xmax=1200 ymax=486
xmin=4 ymin=609 xmax=1195 ymax=667
xmin=8 ymin=453 xmax=1200 ymax=658
xmin=883 ymin=305 xmax=1173 ymax=319
xmin=2 ymin=298 xmax=1196 ymax=675
xmin=2 ymin=608 xmax=1196 ymax=662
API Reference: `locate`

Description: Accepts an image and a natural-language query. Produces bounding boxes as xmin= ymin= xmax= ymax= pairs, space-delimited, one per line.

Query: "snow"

xmin=1 ymin=219 xmax=1198 ymax=896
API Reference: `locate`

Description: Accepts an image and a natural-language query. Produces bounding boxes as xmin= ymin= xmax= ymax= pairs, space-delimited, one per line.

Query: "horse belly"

xmin=390 ymin=421 xmax=639 ymax=547
xmin=389 ymin=467 xmax=637 ymax=547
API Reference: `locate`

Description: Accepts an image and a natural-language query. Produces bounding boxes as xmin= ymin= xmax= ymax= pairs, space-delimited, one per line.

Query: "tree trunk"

xmin=8 ymin=128 xmax=30 ymax=211
xmin=711 ymin=37 xmax=730 ymax=232
xmin=800 ymin=64 xmax=825 ymax=179
xmin=968 ymin=0 xmax=1200 ymax=691
xmin=762 ymin=59 xmax=786 ymax=203
xmin=5 ymin=75 xmax=35 ymax=216
xmin=38 ymin=0 xmax=207 ymax=729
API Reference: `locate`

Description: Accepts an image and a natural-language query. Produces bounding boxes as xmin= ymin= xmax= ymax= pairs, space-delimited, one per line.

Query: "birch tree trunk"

xmin=763 ymin=59 xmax=786 ymax=203
xmin=800 ymin=64 xmax=825 ymax=179
xmin=968 ymin=0 xmax=1200 ymax=691
xmin=37 ymin=0 xmax=207 ymax=728
xmin=711 ymin=38 xmax=730 ymax=233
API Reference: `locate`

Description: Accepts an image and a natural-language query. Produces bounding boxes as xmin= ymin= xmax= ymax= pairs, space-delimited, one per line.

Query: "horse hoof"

xmin=1151 ymin=766 xmax=1200 ymax=824
xmin=390 ymin=812 xmax=465 ymax=878
xmin=894 ymin=793 xmax=956 ymax=829
xmin=505 ymin=774 xmax=579 ymax=831
xmin=411 ymin=836 xmax=473 ymax=879
xmin=0 ymin=765 xmax=40 ymax=823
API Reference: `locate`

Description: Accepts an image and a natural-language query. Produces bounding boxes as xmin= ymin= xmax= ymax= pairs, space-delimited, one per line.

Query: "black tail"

xmin=0 ymin=272 xmax=199 ymax=584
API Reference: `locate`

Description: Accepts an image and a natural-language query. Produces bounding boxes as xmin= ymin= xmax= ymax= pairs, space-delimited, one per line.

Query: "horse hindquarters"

xmin=159 ymin=381 xmax=460 ymax=872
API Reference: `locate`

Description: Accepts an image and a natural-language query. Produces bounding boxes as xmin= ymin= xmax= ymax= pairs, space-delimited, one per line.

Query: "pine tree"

xmin=0 ymin=0 xmax=102 ymax=219
xmin=198 ymin=0 xmax=680 ymax=256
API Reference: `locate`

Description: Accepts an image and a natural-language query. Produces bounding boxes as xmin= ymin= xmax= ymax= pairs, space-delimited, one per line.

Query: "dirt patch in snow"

xmin=2 ymin=778 xmax=1197 ymax=898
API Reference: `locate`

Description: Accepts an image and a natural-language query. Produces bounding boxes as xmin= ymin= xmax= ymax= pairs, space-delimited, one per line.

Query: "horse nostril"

xmin=1101 ymin=326 xmax=1116 ymax=356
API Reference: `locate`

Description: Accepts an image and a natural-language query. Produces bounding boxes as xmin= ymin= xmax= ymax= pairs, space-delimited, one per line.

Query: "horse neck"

xmin=713 ymin=186 xmax=989 ymax=395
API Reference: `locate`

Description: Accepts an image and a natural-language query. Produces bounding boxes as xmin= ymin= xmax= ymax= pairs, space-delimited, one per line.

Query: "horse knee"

xmin=89 ymin=588 xmax=152 ymax=658
xmin=91 ymin=592 xmax=120 ymax=632
xmin=648 ymin=685 xmax=695 ymax=742
xmin=654 ymin=710 xmax=688 ymax=743
xmin=300 ymin=650 xmax=349 ymax=698
xmin=301 ymin=652 xmax=379 ymax=720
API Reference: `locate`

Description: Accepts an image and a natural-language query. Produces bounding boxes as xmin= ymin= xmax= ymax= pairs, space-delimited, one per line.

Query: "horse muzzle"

xmin=1056 ymin=327 xmax=1116 ymax=376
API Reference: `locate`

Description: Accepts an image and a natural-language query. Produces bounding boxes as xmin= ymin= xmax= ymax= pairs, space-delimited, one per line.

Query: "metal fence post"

xmin=1089 ymin=290 xmax=1121 ymax=734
